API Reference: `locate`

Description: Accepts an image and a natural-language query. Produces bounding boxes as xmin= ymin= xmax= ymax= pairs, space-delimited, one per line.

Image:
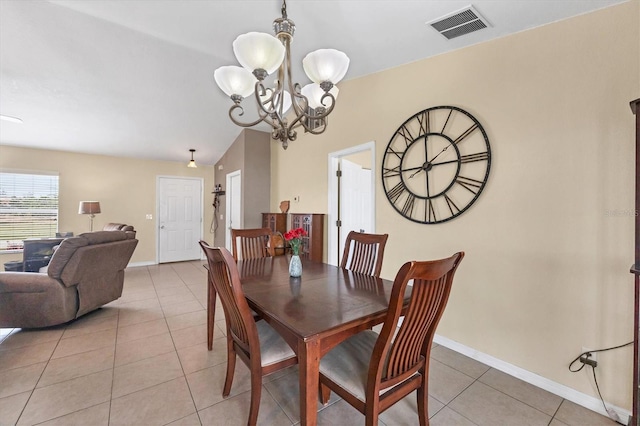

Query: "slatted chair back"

xmin=340 ymin=231 xmax=389 ymax=277
xmin=199 ymin=241 xmax=297 ymax=425
xmin=230 ymin=227 xmax=273 ymax=261
xmin=319 ymin=252 xmax=464 ymax=426
xmin=199 ymin=242 xmax=257 ymax=355
xmin=374 ymin=253 xmax=464 ymax=388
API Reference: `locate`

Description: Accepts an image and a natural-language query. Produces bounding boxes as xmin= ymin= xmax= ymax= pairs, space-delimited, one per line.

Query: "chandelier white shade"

xmin=302 ymin=49 xmax=350 ymax=85
xmin=213 ymin=0 xmax=350 ymax=149
xmin=214 ymin=66 xmax=257 ymax=98
xmin=233 ymin=32 xmax=286 ymax=76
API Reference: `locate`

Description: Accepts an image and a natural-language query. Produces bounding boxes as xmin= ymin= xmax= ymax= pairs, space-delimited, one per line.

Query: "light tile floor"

xmin=0 ymin=261 xmax=622 ymax=425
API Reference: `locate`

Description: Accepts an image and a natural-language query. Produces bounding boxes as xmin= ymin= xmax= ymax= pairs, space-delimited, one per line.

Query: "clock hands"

xmin=407 ymin=162 xmax=434 ymax=179
xmin=408 ymin=167 xmax=424 ymax=179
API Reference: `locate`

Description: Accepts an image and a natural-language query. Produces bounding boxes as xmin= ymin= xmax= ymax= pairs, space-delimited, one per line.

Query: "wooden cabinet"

xmin=291 ymin=213 xmax=324 ymax=262
xmin=262 ymin=213 xmax=287 ymax=235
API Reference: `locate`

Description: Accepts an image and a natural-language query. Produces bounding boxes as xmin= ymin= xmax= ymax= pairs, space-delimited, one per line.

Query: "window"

xmin=0 ymin=172 xmax=59 ymax=251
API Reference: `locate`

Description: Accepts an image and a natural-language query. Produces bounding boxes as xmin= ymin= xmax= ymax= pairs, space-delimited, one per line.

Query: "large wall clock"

xmin=382 ymin=105 xmax=491 ymax=224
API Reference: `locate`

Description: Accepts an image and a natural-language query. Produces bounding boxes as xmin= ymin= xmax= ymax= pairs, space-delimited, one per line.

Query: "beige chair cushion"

xmin=319 ymin=330 xmax=379 ymax=401
xmin=256 ymin=320 xmax=295 ymax=367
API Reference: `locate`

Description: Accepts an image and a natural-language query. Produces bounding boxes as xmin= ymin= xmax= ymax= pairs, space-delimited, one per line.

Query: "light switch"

xmin=146 ymin=214 xmax=153 ymax=220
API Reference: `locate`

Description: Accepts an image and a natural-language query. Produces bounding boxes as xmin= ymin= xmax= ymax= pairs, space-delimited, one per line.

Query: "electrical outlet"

xmin=580 ymin=347 xmax=598 ymax=367
xmin=581 ymin=347 xmax=597 ymax=363
xmin=294 ymin=196 xmax=300 ymax=202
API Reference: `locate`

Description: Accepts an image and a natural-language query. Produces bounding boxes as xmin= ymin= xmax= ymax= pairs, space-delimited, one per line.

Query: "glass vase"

xmin=289 ymin=254 xmax=302 ymax=277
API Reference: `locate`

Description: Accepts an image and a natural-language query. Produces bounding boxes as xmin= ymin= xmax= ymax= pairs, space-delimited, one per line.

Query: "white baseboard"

xmin=127 ymin=260 xmax=156 ymax=268
xmin=433 ymin=334 xmax=631 ymax=425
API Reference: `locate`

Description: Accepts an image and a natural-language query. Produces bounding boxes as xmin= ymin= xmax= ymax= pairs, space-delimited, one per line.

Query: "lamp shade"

xmin=260 ymin=89 xmax=292 ymax=115
xmin=302 ymin=49 xmax=350 ymax=84
xmin=78 ymin=201 xmax=101 ymax=215
xmin=301 ymin=83 xmax=339 ymax=109
xmin=214 ymin=66 xmax=257 ymax=98
xmin=233 ymin=32 xmax=285 ymax=75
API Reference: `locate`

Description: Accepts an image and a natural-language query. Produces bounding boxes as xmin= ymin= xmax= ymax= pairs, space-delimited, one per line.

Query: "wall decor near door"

xmin=381 ymin=106 xmax=491 ymax=224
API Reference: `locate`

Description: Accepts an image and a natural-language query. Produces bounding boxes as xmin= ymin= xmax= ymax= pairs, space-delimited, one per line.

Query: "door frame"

xmin=327 ymin=141 xmax=376 ymax=266
xmin=225 ymin=169 xmax=242 ymax=251
xmin=156 ymin=175 xmax=204 ymax=264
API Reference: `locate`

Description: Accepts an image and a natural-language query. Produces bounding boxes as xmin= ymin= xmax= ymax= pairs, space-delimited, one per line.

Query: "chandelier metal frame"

xmin=217 ymin=0 xmax=346 ymax=149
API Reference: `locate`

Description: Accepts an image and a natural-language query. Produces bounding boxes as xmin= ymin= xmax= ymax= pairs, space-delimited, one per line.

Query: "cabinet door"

xmin=291 ymin=214 xmax=324 ymax=262
xmin=262 ymin=213 xmax=287 ymax=234
xmin=262 ymin=213 xmax=275 ymax=232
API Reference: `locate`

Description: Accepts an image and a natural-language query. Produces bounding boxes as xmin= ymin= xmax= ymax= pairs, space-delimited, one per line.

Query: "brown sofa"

xmin=0 ymin=230 xmax=138 ymax=328
xmin=103 ymin=223 xmax=136 ymax=236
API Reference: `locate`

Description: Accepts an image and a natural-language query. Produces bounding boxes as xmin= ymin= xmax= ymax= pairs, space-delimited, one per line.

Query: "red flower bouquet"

xmin=284 ymin=227 xmax=307 ymax=256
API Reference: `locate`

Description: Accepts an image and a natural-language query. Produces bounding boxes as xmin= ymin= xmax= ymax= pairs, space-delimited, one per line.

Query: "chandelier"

xmin=213 ymin=0 xmax=350 ymax=149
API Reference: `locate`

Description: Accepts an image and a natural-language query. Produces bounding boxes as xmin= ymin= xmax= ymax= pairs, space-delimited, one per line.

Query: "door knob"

xmin=160 ymin=225 xmax=165 ymax=229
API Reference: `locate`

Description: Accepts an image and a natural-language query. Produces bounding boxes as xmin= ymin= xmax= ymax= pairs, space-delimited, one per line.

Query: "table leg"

xmin=207 ymin=274 xmax=216 ymax=351
xmin=299 ymin=339 xmax=320 ymax=426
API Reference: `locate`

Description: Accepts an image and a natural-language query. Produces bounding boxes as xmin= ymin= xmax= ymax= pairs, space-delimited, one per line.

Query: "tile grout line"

xmin=108 ymin=288 xmax=127 ymax=426
xmin=161 ymin=263 xmax=201 ymax=424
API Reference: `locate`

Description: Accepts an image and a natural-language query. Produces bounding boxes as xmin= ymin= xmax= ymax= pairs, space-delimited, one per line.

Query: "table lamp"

xmin=78 ymin=201 xmax=101 ymax=231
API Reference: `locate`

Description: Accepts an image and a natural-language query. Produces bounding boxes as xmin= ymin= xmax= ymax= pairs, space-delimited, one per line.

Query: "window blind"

xmin=0 ymin=172 xmax=59 ymax=251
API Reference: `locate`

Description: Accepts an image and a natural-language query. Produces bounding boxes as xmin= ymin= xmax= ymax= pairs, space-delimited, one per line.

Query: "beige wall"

xmin=213 ymin=129 xmax=271 ymax=247
xmin=271 ymin=1 xmax=639 ymax=411
xmin=0 ymin=146 xmax=215 ymax=266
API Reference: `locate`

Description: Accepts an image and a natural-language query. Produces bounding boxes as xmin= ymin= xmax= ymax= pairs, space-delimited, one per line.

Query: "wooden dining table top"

xmin=236 ymin=255 xmax=404 ymax=426
xmin=238 ymin=255 xmax=396 ymax=342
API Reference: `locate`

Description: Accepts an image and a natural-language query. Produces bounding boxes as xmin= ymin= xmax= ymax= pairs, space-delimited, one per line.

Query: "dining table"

xmin=235 ymin=255 xmax=403 ymax=426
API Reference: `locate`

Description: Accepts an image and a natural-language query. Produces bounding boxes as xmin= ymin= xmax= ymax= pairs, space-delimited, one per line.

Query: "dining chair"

xmin=319 ymin=252 xmax=465 ymax=426
xmin=340 ymin=231 xmax=389 ymax=277
xmin=230 ymin=227 xmax=274 ymax=261
xmin=199 ymin=241 xmax=298 ymax=425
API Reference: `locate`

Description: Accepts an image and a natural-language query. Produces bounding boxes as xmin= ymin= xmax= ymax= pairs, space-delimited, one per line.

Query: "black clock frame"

xmin=381 ymin=105 xmax=492 ymax=224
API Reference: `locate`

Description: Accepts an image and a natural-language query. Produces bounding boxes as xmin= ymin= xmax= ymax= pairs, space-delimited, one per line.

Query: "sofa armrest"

xmin=0 ymin=272 xmax=78 ymax=328
xmin=0 ymin=272 xmax=60 ymax=293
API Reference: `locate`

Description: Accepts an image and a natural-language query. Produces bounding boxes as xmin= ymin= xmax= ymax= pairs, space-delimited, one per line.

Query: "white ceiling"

xmin=0 ymin=0 xmax=628 ymax=165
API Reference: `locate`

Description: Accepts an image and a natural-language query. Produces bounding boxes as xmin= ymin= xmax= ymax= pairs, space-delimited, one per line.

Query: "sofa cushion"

xmin=103 ymin=223 xmax=126 ymax=231
xmin=47 ymin=236 xmax=88 ymax=279
xmin=47 ymin=231 xmax=129 ymax=280
xmin=79 ymin=231 xmax=128 ymax=245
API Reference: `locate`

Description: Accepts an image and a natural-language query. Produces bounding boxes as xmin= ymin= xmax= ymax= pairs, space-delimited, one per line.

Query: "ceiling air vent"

xmin=428 ymin=6 xmax=490 ymax=40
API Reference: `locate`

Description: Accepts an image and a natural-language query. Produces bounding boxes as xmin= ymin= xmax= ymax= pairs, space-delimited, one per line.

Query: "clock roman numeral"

xmin=455 ymin=176 xmax=483 ymax=195
xmin=401 ymin=194 xmax=415 ymax=217
xmin=383 ymin=166 xmax=401 ymax=178
xmin=397 ymin=124 xmax=414 ymax=146
xmin=417 ymin=111 xmax=429 ymax=136
xmin=387 ymin=182 xmax=407 ymax=203
xmin=444 ymin=194 xmax=461 ymax=216
xmin=460 ymin=152 xmax=490 ymax=164
xmin=427 ymin=199 xmax=436 ymax=222
xmin=441 ymin=109 xmax=454 ymax=134
xmin=386 ymin=146 xmax=402 ymax=160
xmin=453 ymin=123 xmax=479 ymax=145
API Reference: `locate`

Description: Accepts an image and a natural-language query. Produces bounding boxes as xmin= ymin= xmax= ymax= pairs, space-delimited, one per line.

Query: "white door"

xmin=158 ymin=177 xmax=203 ymax=263
xmin=327 ymin=142 xmax=376 ymax=266
xmin=339 ymin=158 xmax=373 ymax=258
xmin=225 ymin=170 xmax=242 ymax=251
